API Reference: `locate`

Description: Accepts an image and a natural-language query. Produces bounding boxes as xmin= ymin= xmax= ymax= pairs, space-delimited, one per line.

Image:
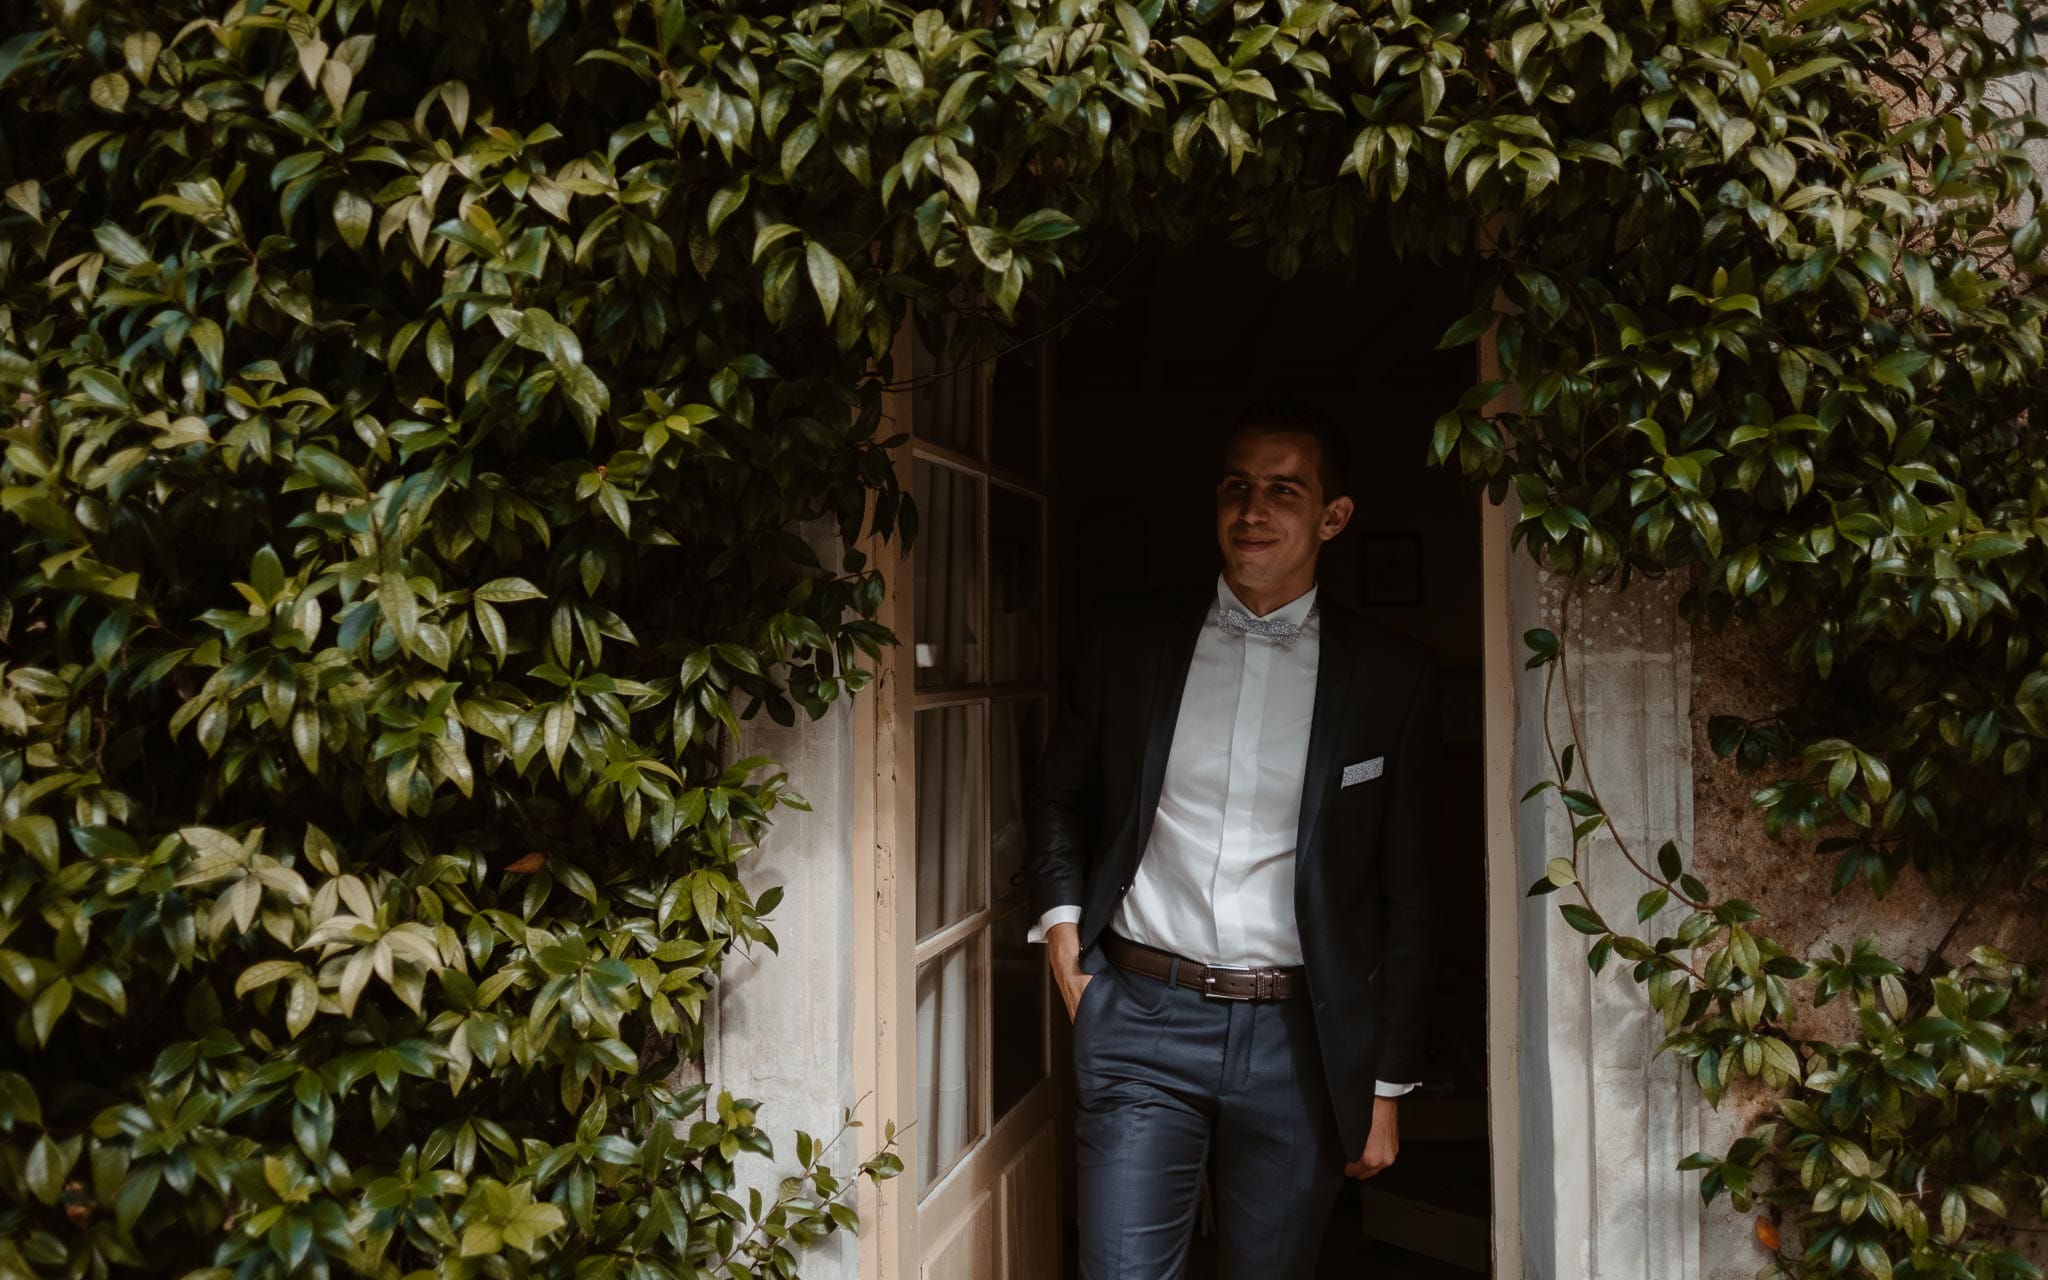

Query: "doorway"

xmin=857 ymin=237 xmax=1507 ymax=1278
xmin=859 ymin=314 xmax=1066 ymax=1280
xmin=1048 ymin=237 xmax=1493 ymax=1277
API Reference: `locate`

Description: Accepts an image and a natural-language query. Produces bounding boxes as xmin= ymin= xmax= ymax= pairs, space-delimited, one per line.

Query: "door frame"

xmin=851 ymin=421 xmax=916 ymax=1278
xmin=1480 ymin=326 xmax=1525 ymax=1278
xmin=852 ymin=329 xmax=1529 ymax=1279
xmin=852 ymin=319 xmax=1062 ymax=1279
xmin=1481 ymin=478 xmax=1523 ymax=1276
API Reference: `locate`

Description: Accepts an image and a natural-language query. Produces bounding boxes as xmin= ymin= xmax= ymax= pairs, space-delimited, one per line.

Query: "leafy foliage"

xmin=0 ymin=1 xmax=907 ymax=1275
xmin=1531 ymin=616 xmax=2048 ymax=1280
xmin=1484 ymin=0 xmax=2048 ymax=1248
xmin=3 ymin=0 xmax=2047 ymax=1274
xmin=1434 ymin=0 xmax=2048 ymax=896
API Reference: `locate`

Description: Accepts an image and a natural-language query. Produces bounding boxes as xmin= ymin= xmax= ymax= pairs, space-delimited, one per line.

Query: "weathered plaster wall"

xmin=698 ymin=696 xmax=861 ymax=1280
xmin=1687 ymin=620 xmax=2008 ymax=1020
xmin=678 ymin=539 xmax=863 ymax=1280
xmin=1688 ymin=617 xmax=2046 ymax=1277
xmin=1686 ymin=616 xmax=1798 ymax=1279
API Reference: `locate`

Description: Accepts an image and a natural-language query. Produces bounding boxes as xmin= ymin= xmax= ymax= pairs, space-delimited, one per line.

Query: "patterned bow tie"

xmin=1216 ymin=605 xmax=1302 ymax=647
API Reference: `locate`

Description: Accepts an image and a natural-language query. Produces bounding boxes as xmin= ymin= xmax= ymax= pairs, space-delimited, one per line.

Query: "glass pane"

xmin=990 ymin=698 xmax=1042 ymax=904
xmin=990 ymin=340 xmax=1043 ymax=478
xmin=909 ymin=324 xmax=984 ymax=458
xmin=917 ymin=937 xmax=986 ymax=1193
xmin=916 ymin=704 xmax=987 ymax=939
xmin=992 ymin=910 xmax=1047 ymax=1120
xmin=988 ymin=487 xmax=1043 ymax=684
xmin=913 ymin=460 xmax=983 ymax=688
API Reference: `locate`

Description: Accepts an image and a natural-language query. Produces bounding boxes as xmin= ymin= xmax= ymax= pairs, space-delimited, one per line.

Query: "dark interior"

xmin=1045 ymin=237 xmax=1492 ymax=1277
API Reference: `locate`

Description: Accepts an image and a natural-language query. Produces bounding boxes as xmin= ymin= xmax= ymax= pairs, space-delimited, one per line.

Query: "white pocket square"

xmin=1341 ymin=757 xmax=1385 ymax=787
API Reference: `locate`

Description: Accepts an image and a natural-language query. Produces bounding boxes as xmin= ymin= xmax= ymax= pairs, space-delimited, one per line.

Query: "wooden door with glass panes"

xmin=883 ymin=318 xmax=1060 ymax=1280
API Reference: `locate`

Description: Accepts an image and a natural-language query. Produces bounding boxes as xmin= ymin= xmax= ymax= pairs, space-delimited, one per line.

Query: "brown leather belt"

xmin=1101 ymin=934 xmax=1305 ymax=1002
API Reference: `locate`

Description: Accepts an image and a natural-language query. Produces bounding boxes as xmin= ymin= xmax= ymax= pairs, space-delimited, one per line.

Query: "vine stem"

xmin=1540 ymin=579 xmax=1824 ymax=1045
xmin=709 ymin=1110 xmax=897 ymax=1276
xmin=1537 ymin=583 xmax=1711 ymax=985
xmin=1919 ymin=865 xmax=1997 ymax=978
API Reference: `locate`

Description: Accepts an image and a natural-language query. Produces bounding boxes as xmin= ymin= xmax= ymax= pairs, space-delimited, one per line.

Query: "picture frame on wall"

xmin=1361 ymin=533 xmax=1423 ymax=606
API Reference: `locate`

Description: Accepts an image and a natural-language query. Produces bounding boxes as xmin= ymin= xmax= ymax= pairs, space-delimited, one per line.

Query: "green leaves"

xmin=333 ymin=188 xmax=371 ymax=250
xmin=457 ymin=1180 xmax=568 ymax=1257
xmin=88 ymin=71 xmax=127 ymax=113
xmin=806 ymin=240 xmax=844 ymax=322
xmin=6 ymin=0 xmax=2046 ymax=1274
xmin=1534 ymin=588 xmax=2048 ymax=1280
xmin=0 ymin=4 xmax=919 ymax=1274
xmin=708 ymin=177 xmax=749 ymax=235
xmin=1559 ymin=904 xmax=1607 ymax=935
xmin=476 ymin=578 xmax=545 ymax=604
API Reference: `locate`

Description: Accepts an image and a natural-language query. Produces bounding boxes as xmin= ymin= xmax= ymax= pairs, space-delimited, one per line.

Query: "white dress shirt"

xmin=1031 ymin=577 xmax=1417 ymax=1098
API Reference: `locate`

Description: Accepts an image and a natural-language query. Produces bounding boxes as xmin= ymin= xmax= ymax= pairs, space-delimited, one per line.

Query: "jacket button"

xmin=1119 ymin=881 xmax=1132 ymax=893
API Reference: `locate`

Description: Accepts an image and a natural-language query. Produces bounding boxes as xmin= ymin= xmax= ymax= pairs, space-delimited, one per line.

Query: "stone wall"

xmin=699 ymin=695 xmax=861 ymax=1280
xmin=690 ymin=628 xmax=863 ymax=1280
xmin=1688 ymin=616 xmax=2045 ymax=1276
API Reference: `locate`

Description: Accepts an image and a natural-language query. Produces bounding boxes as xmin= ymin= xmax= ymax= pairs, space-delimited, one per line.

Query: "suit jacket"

xmin=1026 ymin=584 xmax=1439 ymax=1157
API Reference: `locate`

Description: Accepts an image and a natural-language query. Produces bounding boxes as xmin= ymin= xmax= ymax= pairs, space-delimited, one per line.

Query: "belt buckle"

xmin=1201 ymin=969 xmax=1254 ymax=1001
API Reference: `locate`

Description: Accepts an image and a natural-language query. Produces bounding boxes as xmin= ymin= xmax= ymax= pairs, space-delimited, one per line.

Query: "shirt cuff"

xmin=1025 ymin=905 xmax=1083 ymax=943
xmin=1374 ymin=1080 xmax=1420 ymax=1098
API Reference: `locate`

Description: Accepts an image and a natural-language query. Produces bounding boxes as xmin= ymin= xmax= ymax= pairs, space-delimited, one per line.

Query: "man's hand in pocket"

xmin=1046 ymin=922 xmax=1092 ymax=1019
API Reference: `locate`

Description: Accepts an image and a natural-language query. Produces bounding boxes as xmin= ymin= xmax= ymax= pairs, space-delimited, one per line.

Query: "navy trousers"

xmin=1070 ymin=942 xmax=1348 ymax=1280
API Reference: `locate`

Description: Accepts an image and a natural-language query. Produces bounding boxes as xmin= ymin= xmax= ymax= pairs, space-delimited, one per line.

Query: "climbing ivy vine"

xmin=0 ymin=0 xmax=2044 ymax=1275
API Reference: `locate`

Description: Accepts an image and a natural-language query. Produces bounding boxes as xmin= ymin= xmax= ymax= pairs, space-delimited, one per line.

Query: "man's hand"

xmin=1345 ymin=1096 xmax=1400 ymax=1179
xmin=1045 ymin=922 xmax=1092 ymax=1019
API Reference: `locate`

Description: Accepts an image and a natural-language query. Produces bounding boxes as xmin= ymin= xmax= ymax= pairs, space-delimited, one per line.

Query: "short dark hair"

xmin=1222 ymin=398 xmax=1353 ymax=500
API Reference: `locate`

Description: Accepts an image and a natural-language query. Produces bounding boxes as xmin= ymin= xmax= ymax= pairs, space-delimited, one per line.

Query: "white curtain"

xmin=916 ymin=942 xmax=980 ymax=1190
xmin=913 ymin=461 xmax=981 ymax=686
xmin=914 ymin=705 xmax=983 ymax=1187
xmin=915 ymin=706 xmax=983 ymax=936
xmin=988 ymin=702 xmax=1036 ymax=900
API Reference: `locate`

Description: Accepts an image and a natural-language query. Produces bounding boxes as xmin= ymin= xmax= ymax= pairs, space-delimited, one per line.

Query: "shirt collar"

xmin=1216 ymin=575 xmax=1318 ymax=627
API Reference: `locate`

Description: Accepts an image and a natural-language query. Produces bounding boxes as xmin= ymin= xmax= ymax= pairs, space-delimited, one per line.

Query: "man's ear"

xmin=1319 ymin=495 xmax=1355 ymax=542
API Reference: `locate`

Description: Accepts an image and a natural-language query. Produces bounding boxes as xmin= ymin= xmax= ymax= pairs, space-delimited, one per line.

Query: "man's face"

xmin=1215 ymin=430 xmax=1354 ymax=600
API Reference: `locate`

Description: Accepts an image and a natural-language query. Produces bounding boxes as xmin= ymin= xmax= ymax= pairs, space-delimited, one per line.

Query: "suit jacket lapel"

xmin=1135 ymin=589 xmax=1212 ymax=857
xmin=1296 ymin=604 xmax=1360 ymax=861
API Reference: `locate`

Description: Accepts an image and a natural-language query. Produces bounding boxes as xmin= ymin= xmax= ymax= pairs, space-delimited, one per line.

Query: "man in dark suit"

xmin=1025 ymin=399 xmax=1438 ymax=1279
